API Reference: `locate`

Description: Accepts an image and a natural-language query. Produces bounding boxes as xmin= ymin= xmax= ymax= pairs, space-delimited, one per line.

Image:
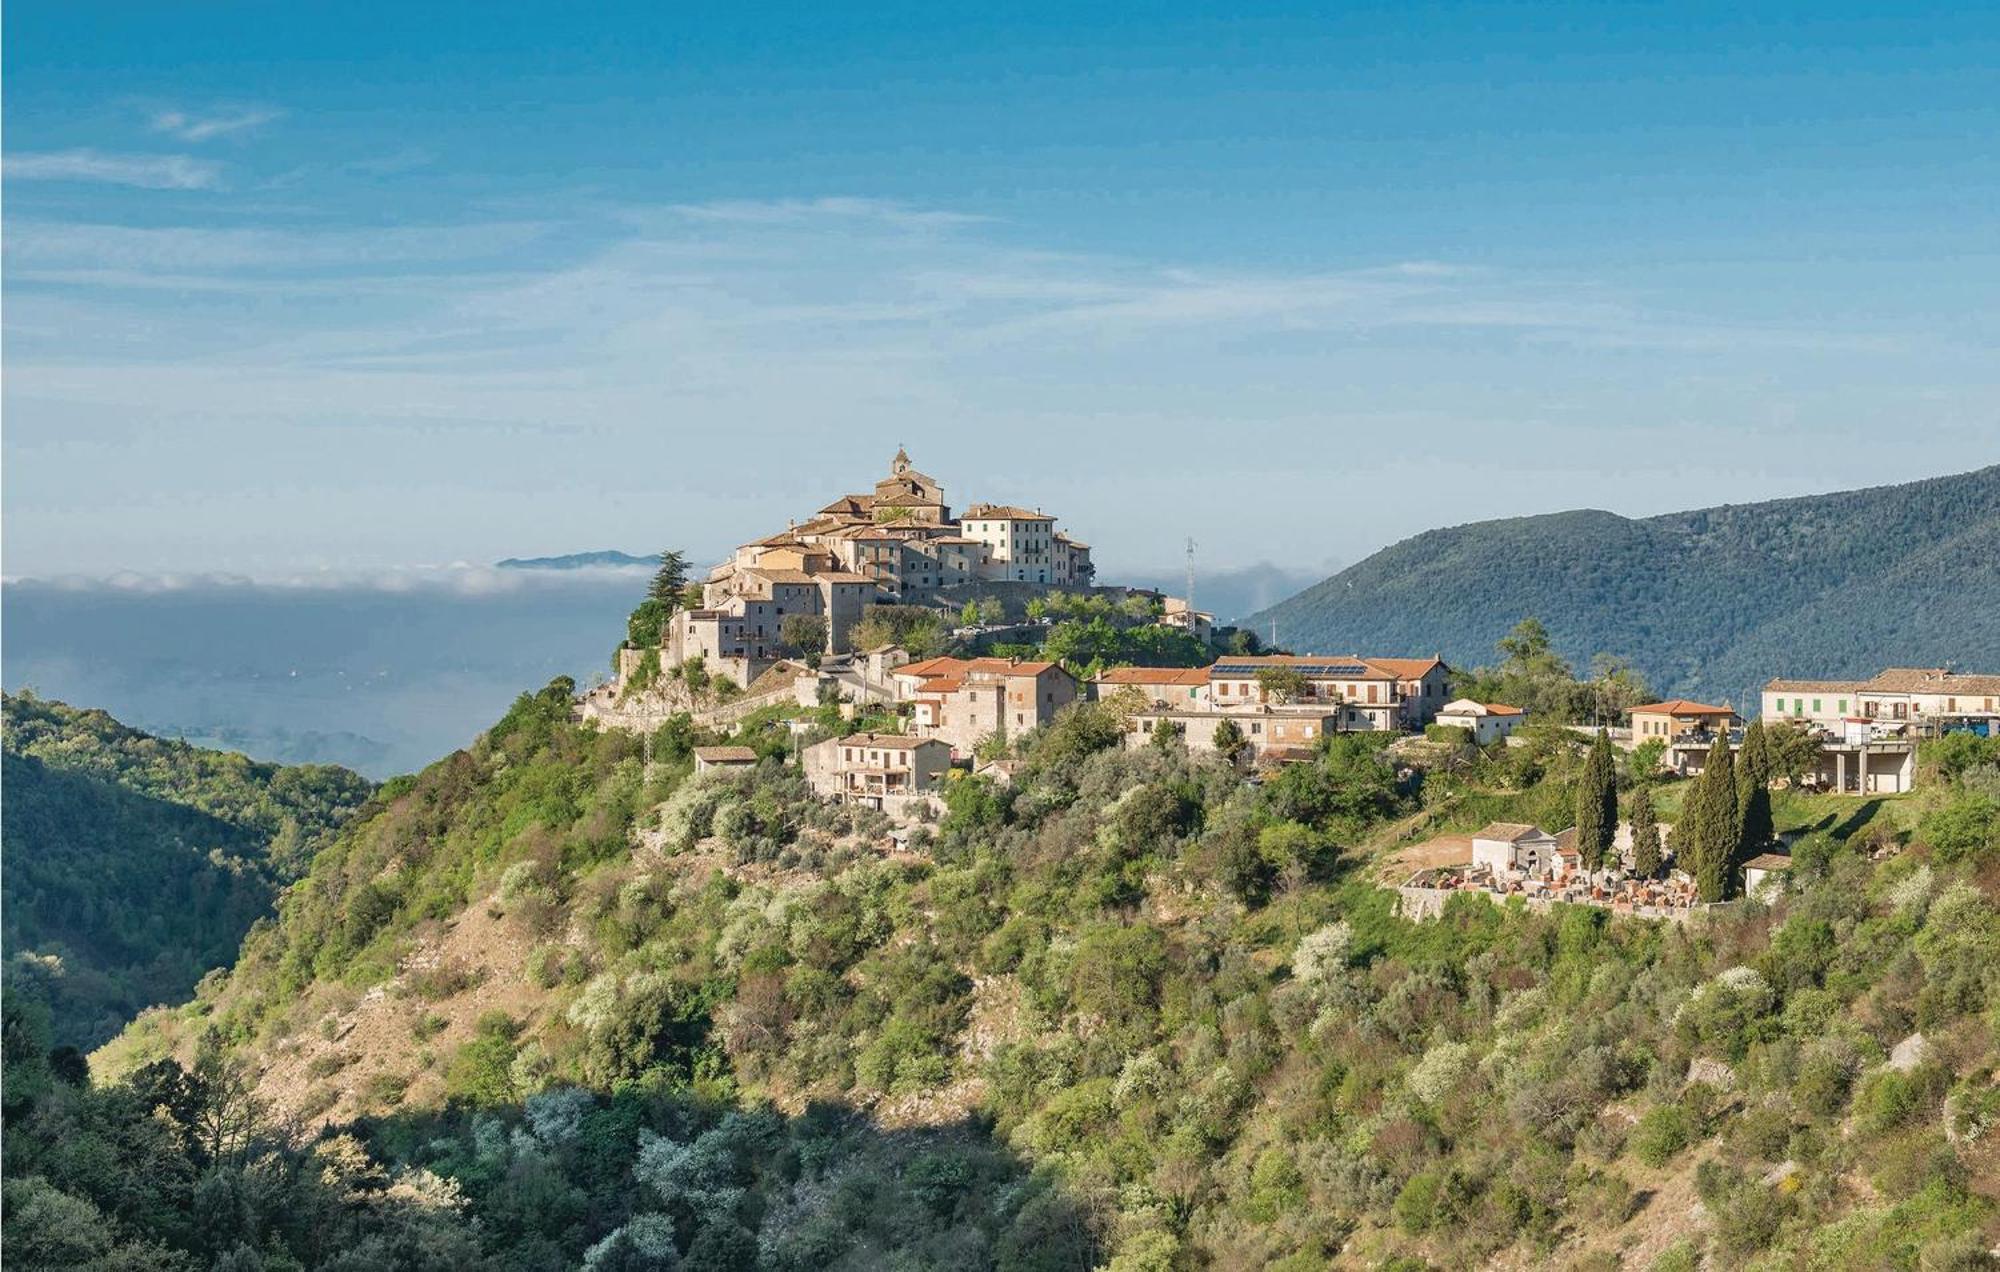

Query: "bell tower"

xmin=891 ymin=445 xmax=911 ymax=476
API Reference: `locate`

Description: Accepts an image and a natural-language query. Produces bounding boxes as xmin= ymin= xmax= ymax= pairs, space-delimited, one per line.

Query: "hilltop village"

xmin=586 ymin=452 xmax=2000 ymax=916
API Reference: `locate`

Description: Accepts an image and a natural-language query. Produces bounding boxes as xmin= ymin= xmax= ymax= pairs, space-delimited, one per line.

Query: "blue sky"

xmin=6 ymin=0 xmax=1998 ymax=578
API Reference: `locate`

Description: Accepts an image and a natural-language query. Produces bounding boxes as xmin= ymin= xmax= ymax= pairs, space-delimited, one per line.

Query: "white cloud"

xmin=4 ymin=149 xmax=222 ymax=190
xmin=148 ymin=105 xmax=283 ymax=142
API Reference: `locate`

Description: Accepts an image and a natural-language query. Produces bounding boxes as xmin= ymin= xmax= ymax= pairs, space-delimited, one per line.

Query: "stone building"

xmin=802 ymin=732 xmax=951 ymax=806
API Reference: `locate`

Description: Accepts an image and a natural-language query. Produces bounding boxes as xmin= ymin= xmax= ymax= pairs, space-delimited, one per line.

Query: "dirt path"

xmin=1375 ymin=833 xmax=1474 ymax=883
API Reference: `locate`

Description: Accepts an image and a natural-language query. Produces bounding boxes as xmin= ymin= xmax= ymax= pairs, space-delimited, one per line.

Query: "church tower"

xmin=891 ymin=445 xmax=912 ymax=476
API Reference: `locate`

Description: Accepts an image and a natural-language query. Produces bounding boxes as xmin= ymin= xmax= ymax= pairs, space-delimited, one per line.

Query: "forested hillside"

xmin=2 ymin=692 xmax=373 ymax=1047
xmin=1249 ymin=465 xmax=2000 ymax=707
xmin=11 ymin=676 xmax=1994 ymax=1267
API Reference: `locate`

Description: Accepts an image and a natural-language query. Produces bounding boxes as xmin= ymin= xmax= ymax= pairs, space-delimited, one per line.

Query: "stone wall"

xmin=1394 ymin=885 xmax=1726 ymax=925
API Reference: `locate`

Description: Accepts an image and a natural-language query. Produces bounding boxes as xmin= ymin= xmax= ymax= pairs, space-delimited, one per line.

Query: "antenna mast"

xmin=1184 ymin=537 xmax=1197 ymax=614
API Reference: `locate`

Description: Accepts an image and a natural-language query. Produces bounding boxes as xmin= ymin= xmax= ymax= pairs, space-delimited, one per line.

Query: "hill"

xmin=30 ymin=677 xmax=1998 ymax=1267
xmin=1248 ymin=465 xmax=2000 ymax=707
xmin=2 ymin=693 xmax=374 ymax=1047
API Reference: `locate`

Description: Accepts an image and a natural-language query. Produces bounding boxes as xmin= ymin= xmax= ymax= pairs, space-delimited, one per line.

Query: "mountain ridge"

xmin=1249 ymin=464 xmax=2000 ymax=706
xmin=495 ymin=549 xmax=662 ymax=570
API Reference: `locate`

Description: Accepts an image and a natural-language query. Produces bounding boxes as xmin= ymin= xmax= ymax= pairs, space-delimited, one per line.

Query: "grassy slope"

xmin=98 ymin=692 xmax=2000 ymax=1268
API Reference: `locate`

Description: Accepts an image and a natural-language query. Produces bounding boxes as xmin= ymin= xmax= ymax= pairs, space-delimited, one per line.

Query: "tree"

xmin=1686 ymin=732 xmax=1739 ymax=901
xmin=1256 ymin=666 xmax=1309 ymax=705
xmin=1628 ymin=737 xmax=1667 ymax=782
xmin=1736 ymin=719 xmax=1774 ymax=854
xmin=778 ymin=613 xmax=828 ymax=666
xmin=1574 ymin=729 xmax=1617 ymax=872
xmin=960 ymin=600 xmax=981 ymax=627
xmin=1763 ymin=719 xmax=1822 ymax=786
xmin=1629 ymin=785 xmax=1662 ymax=878
xmin=648 ymin=550 xmax=690 ymax=609
xmin=1498 ymin=617 xmax=1561 ymax=674
xmin=1586 ymin=653 xmax=1652 ymax=727
xmin=1148 ymin=717 xmax=1184 ymax=752
xmin=626 ymin=599 xmax=669 ymax=649
xmin=978 ymin=597 xmax=1005 ymax=625
xmin=1212 ymin=718 xmax=1247 ymax=762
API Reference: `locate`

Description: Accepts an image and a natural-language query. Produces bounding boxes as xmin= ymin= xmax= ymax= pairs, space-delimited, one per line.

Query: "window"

xmin=1838 ymin=699 xmax=1847 ymax=713
xmin=1812 ymin=699 xmax=1821 ymax=713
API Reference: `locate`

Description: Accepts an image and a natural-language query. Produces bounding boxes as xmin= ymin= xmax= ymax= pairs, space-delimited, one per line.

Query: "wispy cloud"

xmin=7 ymin=220 xmax=549 ymax=273
xmin=148 ymin=105 xmax=283 ymax=142
xmin=667 ymin=196 xmax=994 ymax=230
xmin=4 ymin=149 xmax=223 ymax=190
xmin=8 ymin=192 xmax=1964 ymax=577
xmin=4 ymin=563 xmax=649 ymax=595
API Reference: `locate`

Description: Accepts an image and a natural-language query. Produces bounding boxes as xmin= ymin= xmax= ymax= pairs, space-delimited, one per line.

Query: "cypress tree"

xmin=1691 ymin=732 xmax=1738 ymax=902
xmin=1736 ymin=719 xmax=1774 ymax=856
xmin=1629 ymin=785 xmax=1662 ymax=878
xmin=1575 ymin=729 xmax=1617 ymax=872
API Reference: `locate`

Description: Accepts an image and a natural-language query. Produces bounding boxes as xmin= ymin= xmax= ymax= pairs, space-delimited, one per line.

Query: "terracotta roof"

xmin=1473 ymin=822 xmax=1543 ymax=842
xmin=818 ymin=495 xmax=875 ymax=515
xmin=1764 ymin=678 xmax=1867 ymax=693
xmin=1743 ymin=852 xmax=1793 ymax=870
xmin=962 ymin=503 xmax=1050 ymax=520
xmin=896 ymin=656 xmax=971 ymax=679
xmin=693 ymin=746 xmax=758 ymax=763
xmin=1095 ymin=666 xmax=1211 ymax=686
xmin=900 ymin=656 xmax=1064 ymax=686
xmin=815 ymin=571 xmax=877 ymax=584
xmin=962 ymin=657 xmax=1061 ymax=678
xmin=1439 ymin=699 xmax=1522 ymax=717
xmin=1364 ymin=656 xmax=1447 ymax=679
xmin=838 ymin=732 xmax=939 ymax=750
xmin=1629 ymin=700 xmax=1736 ymax=716
xmin=1864 ymin=667 xmax=2000 ymax=695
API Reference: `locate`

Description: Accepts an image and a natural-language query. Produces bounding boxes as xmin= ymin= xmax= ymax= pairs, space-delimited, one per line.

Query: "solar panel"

xmin=1212 ymin=662 xmax=1368 ymax=677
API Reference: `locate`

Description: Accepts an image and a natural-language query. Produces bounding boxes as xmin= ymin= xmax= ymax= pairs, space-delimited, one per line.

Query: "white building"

xmin=960 ymin=504 xmax=1059 ymax=583
xmin=801 ymin=732 xmax=951 ymax=807
xmin=1435 ymin=699 xmax=1527 ymax=745
xmin=1470 ymin=823 xmax=1576 ymax=878
xmin=1764 ymin=667 xmax=2000 ymax=732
